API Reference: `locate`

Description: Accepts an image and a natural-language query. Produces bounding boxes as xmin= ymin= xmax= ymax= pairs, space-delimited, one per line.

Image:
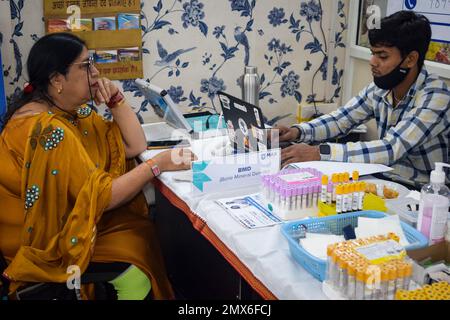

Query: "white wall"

xmin=1 ymin=0 xmax=349 ymax=126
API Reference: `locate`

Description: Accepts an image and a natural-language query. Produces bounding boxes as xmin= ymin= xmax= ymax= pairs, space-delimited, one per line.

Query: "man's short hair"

xmin=368 ymin=10 xmax=431 ymax=70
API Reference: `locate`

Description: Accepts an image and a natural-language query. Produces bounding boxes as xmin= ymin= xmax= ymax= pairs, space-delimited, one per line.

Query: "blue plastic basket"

xmin=280 ymin=210 xmax=428 ymax=282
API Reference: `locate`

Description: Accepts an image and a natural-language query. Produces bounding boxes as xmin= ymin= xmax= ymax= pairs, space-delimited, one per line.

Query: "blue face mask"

xmin=373 ymin=57 xmax=410 ymax=90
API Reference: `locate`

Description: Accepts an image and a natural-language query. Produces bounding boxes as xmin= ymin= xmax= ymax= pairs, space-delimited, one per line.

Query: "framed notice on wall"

xmin=387 ymin=0 xmax=450 ymax=65
xmin=357 ymin=0 xmax=450 ymax=65
xmin=44 ymin=0 xmax=143 ymax=80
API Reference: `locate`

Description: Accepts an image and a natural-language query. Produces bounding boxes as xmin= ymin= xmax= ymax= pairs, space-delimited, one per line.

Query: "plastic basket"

xmin=280 ymin=210 xmax=429 ymax=282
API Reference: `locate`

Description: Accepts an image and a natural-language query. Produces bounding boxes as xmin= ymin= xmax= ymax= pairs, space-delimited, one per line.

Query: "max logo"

xmin=238 ymin=166 xmax=251 ymax=173
xmin=262 ymin=151 xmax=277 ymax=160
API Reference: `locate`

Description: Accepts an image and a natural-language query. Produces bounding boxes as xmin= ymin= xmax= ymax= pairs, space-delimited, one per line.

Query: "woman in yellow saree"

xmin=0 ymin=33 xmax=194 ymax=300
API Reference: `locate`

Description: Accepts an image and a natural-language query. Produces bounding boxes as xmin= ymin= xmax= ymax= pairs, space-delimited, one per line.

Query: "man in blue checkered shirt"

xmin=278 ymin=11 xmax=449 ymax=188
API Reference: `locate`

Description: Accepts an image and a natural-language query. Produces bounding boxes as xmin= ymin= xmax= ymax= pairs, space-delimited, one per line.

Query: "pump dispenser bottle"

xmin=417 ymin=162 xmax=450 ymax=245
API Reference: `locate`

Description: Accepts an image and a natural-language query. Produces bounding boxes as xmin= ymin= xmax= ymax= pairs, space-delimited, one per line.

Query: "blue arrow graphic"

xmin=192 ymin=160 xmax=211 ymax=191
xmin=192 ymin=161 xmax=210 ymax=173
xmin=193 ymin=173 xmax=212 ymax=192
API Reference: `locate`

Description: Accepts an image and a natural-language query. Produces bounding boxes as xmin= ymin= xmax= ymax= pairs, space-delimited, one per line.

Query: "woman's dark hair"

xmin=368 ymin=10 xmax=431 ymax=70
xmin=2 ymin=33 xmax=85 ymax=128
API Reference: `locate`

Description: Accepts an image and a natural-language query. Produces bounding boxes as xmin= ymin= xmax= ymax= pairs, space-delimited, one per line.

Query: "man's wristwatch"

xmin=290 ymin=126 xmax=302 ymax=140
xmin=146 ymin=158 xmax=161 ymax=177
xmin=319 ymin=143 xmax=331 ymax=161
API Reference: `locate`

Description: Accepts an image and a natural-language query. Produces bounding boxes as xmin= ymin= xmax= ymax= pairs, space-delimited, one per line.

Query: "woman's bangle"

xmin=107 ymin=91 xmax=125 ymax=109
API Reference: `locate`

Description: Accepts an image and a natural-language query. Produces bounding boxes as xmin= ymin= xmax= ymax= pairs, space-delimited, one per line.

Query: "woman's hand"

xmin=152 ymin=148 xmax=197 ymax=172
xmin=94 ymin=77 xmax=119 ymax=105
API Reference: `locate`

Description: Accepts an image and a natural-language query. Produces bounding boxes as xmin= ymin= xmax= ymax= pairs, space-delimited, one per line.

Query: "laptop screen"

xmin=217 ymin=91 xmax=268 ymax=153
xmin=135 ymin=79 xmax=193 ymax=133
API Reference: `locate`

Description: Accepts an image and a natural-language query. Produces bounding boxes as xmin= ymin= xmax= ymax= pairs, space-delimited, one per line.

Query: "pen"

xmin=147 ymin=145 xmax=179 ymax=150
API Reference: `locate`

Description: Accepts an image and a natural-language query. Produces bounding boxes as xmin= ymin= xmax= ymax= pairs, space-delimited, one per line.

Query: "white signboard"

xmin=388 ymin=0 xmax=450 ymax=43
xmin=192 ymin=149 xmax=280 ymax=195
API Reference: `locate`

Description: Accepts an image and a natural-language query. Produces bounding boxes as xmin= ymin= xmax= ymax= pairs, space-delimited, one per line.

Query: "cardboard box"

xmin=296 ymin=102 xmax=338 ymax=123
xmin=407 ymin=241 xmax=450 ymax=285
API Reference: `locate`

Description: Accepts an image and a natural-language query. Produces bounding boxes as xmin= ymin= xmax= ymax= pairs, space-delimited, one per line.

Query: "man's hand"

xmin=274 ymin=125 xmax=300 ymax=142
xmin=281 ymin=143 xmax=320 ymax=167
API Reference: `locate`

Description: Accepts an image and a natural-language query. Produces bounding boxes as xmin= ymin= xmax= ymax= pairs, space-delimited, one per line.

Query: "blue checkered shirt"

xmin=294 ymin=67 xmax=450 ymax=187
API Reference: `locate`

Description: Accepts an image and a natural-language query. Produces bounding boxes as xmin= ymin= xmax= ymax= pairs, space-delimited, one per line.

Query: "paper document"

xmin=287 ymin=161 xmax=392 ymax=177
xmin=355 ymin=215 xmax=409 ymax=247
xmin=300 ymin=233 xmax=345 ymax=260
xmin=216 ymin=193 xmax=282 ymax=229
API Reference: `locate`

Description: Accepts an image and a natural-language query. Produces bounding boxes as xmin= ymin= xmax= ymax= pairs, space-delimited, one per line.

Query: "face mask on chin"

xmin=373 ymin=56 xmax=410 ymax=90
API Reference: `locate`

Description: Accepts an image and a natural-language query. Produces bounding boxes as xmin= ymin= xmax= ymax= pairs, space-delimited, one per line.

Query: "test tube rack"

xmin=261 ymin=168 xmax=322 ymax=220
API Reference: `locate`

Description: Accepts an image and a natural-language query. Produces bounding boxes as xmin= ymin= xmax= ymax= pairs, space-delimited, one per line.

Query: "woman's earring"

xmin=58 ymin=87 xmax=62 ymax=94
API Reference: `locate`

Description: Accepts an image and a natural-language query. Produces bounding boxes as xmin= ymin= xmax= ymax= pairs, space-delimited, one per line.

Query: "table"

xmin=150 ymin=176 xmax=327 ymax=300
xmin=140 ymin=133 xmax=412 ymax=300
xmin=152 ymin=180 xmax=274 ymax=299
xmin=140 ymin=137 xmax=328 ymax=300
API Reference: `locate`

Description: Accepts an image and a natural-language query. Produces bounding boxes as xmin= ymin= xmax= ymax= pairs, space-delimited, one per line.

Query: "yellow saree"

xmin=0 ymin=107 xmax=173 ymax=299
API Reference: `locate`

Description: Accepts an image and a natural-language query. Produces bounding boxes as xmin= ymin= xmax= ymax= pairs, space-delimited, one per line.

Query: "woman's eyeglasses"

xmin=72 ymin=55 xmax=95 ymax=71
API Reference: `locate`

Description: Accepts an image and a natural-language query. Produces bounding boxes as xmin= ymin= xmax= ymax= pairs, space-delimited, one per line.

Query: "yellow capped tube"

xmin=346 ymin=183 xmax=354 ymax=212
xmin=321 ymin=175 xmax=328 ymax=203
xmin=380 ymin=267 xmax=390 ymax=300
xmin=336 ymin=185 xmax=343 ymax=214
xmin=396 ymin=263 xmax=406 ymax=295
xmin=331 ymin=173 xmax=339 ymax=202
xmin=358 ymin=181 xmax=365 ymax=210
xmin=342 ymin=184 xmax=350 ymax=213
xmin=363 ymin=269 xmax=376 ymax=300
xmin=403 ymin=263 xmax=412 ymax=290
xmin=387 ymin=267 xmax=397 ymax=300
xmin=351 ymin=183 xmax=359 ymax=211
xmin=330 ymin=250 xmax=340 ymax=288
xmin=346 ymin=261 xmax=357 ymax=300
xmin=355 ymin=267 xmax=366 ymax=300
xmin=337 ymin=254 xmax=349 ymax=294
xmin=395 ymin=289 xmax=409 ymax=300
xmin=343 ymin=172 xmax=350 ymax=183
xmin=326 ymin=244 xmax=335 ymax=282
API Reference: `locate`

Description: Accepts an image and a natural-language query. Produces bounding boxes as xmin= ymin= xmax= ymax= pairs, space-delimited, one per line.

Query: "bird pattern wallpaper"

xmin=1 ymin=0 xmax=348 ymax=126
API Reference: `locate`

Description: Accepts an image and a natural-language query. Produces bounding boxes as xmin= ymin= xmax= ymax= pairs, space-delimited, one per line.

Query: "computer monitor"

xmin=135 ymin=79 xmax=193 ymax=134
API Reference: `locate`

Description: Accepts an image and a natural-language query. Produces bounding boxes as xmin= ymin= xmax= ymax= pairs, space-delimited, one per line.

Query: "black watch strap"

xmin=290 ymin=126 xmax=302 ymax=141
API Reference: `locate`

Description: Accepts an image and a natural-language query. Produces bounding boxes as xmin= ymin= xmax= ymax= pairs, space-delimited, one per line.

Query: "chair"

xmin=0 ymin=250 xmax=127 ymax=300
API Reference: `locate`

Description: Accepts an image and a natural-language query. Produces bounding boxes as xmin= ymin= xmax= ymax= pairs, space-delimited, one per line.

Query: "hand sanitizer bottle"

xmin=417 ymin=162 xmax=450 ymax=245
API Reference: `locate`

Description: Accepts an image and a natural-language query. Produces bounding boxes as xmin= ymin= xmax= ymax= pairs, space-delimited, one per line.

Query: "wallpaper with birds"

xmin=0 ymin=0 xmax=348 ymax=126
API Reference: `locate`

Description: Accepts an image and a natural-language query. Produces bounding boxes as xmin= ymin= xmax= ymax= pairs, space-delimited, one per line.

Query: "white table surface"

xmin=139 ymin=135 xmax=402 ymax=300
xmin=140 ymin=136 xmax=327 ymax=299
